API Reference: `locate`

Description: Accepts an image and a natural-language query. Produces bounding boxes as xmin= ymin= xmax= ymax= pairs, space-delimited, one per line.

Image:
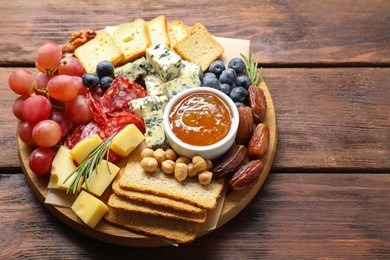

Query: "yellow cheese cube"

xmin=110 ymin=124 xmax=145 ymax=157
xmin=70 ymin=134 xmax=103 ymax=164
xmin=48 ymin=146 xmax=83 ymax=192
xmin=82 ymin=160 xmax=120 ymax=197
xmin=71 ymin=190 xmax=108 ymax=228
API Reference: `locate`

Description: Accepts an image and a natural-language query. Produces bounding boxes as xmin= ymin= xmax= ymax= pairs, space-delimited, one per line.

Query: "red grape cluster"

xmin=9 ymin=42 xmax=92 ymax=175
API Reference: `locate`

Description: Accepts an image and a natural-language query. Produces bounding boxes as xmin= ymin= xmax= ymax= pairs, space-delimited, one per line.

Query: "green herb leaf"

xmin=240 ymin=53 xmax=262 ymax=86
xmin=63 ymin=135 xmax=115 ymax=195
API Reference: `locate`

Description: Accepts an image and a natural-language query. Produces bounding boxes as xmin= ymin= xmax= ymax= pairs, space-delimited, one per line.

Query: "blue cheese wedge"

xmin=143 ymin=71 xmax=165 ymax=96
xmin=146 ymin=43 xmax=182 ymax=82
xmin=114 ymin=57 xmax=151 ymax=80
xmin=180 ymin=60 xmax=202 ymax=77
xmin=129 ymin=95 xmax=168 ymax=118
xmin=163 ymin=72 xmax=202 ymax=99
xmin=143 ymin=110 xmax=167 ymax=149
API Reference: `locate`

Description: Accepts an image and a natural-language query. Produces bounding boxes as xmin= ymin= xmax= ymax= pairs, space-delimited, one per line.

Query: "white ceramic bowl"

xmin=163 ymin=87 xmax=239 ymax=160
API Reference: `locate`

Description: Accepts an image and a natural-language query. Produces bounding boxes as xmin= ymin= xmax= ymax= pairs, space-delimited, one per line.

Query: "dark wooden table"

xmin=1 ymin=0 xmax=389 ymax=259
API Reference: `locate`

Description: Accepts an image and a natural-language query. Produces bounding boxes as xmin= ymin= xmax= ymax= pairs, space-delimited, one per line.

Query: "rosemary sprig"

xmin=64 ymin=135 xmax=115 ymax=195
xmin=240 ymin=53 xmax=263 ymax=86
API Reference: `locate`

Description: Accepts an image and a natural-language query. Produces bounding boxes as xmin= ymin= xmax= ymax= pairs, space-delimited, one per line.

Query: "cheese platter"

xmin=12 ymin=16 xmax=277 ymax=247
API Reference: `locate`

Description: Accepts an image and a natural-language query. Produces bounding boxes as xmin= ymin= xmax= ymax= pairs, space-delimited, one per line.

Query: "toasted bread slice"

xmin=105 ymin=208 xmax=199 ymax=244
xmin=112 ymin=19 xmax=151 ymax=63
xmin=112 ymin=171 xmax=205 ymax=214
xmin=167 ymin=20 xmax=189 ymax=48
xmin=108 ymin=193 xmax=207 ymax=223
xmin=173 ymin=23 xmax=224 ymax=71
xmin=74 ymin=30 xmax=123 ymax=73
xmin=119 ymin=153 xmax=225 ymax=209
xmin=147 ymin=15 xmax=170 ymax=46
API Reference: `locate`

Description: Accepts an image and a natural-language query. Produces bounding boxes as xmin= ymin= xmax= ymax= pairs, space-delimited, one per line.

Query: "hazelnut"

xmin=174 ymin=163 xmax=188 ymax=182
xmin=165 ymin=148 xmax=178 ymax=161
xmin=140 ymin=157 xmax=158 ymax=173
xmin=141 ymin=148 xmax=154 ymax=159
xmin=161 ymin=160 xmax=175 ymax=174
xmin=153 ymin=148 xmax=167 ymax=164
xmin=192 ymin=156 xmax=207 ymax=172
xmin=198 ymin=170 xmax=213 ymax=185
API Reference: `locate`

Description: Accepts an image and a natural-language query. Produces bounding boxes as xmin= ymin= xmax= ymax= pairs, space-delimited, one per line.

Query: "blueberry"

xmin=219 ymin=68 xmax=236 ymax=86
xmin=235 ymin=75 xmax=252 ymax=89
xmin=202 ymin=72 xmax=218 ymax=80
xmin=228 ymin=58 xmax=246 ymax=75
xmin=219 ymin=83 xmax=232 ymax=95
xmin=201 ymin=75 xmax=220 ymax=90
xmin=230 ymin=86 xmax=248 ymax=103
xmin=82 ymin=73 xmax=99 ymax=89
xmin=235 ymin=102 xmax=246 ymax=108
xmin=208 ymin=60 xmax=225 ymax=76
xmin=96 ymin=60 xmax=114 ymax=79
xmin=100 ymin=76 xmax=114 ymax=92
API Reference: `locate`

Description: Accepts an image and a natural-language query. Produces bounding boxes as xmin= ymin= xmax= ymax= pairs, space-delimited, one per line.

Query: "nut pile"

xmin=140 ymin=148 xmax=213 ymax=185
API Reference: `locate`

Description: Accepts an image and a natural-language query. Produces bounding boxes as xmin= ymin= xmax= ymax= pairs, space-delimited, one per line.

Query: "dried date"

xmin=248 ymin=85 xmax=267 ymax=124
xmin=229 ymin=159 xmax=264 ymax=190
xmin=248 ymin=123 xmax=270 ymax=159
xmin=211 ymin=145 xmax=247 ymax=179
xmin=235 ymin=106 xmax=254 ymax=145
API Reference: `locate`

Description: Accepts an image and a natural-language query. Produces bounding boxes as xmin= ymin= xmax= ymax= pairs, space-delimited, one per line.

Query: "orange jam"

xmin=168 ymin=92 xmax=232 ymax=146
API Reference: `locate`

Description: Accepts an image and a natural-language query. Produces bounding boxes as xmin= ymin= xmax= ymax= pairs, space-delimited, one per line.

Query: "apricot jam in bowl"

xmin=163 ymin=87 xmax=239 ymax=160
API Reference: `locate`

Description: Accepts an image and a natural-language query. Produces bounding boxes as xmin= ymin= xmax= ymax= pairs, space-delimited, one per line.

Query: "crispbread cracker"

xmin=119 ymin=153 xmax=225 ymax=209
xmin=173 ymin=22 xmax=224 ymax=71
xmin=108 ymin=193 xmax=207 ymax=223
xmin=104 ymin=208 xmax=199 ymax=244
xmin=112 ymin=170 xmax=205 ymax=214
xmin=167 ymin=20 xmax=189 ymax=48
xmin=147 ymin=15 xmax=170 ymax=46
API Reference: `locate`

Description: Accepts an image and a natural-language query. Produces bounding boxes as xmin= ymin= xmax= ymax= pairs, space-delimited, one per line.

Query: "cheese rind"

xmin=82 ymin=160 xmax=120 ymax=197
xmin=146 ymin=43 xmax=182 ymax=82
xmin=110 ymin=124 xmax=145 ymax=157
xmin=70 ymin=134 xmax=103 ymax=165
xmin=48 ymin=146 xmax=82 ymax=191
xmin=71 ymin=190 xmax=109 ymax=228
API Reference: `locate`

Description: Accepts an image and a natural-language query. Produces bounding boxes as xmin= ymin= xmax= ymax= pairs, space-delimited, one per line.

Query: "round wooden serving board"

xmin=18 ymin=81 xmax=277 ymax=248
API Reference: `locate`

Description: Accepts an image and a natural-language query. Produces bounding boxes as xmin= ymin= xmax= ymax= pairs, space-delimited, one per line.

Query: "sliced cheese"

xmin=71 ymin=190 xmax=108 ymax=228
xmin=70 ymin=134 xmax=103 ymax=164
xmin=110 ymin=124 xmax=145 ymax=157
xmin=82 ymin=160 xmax=120 ymax=197
xmin=48 ymin=146 xmax=82 ymax=192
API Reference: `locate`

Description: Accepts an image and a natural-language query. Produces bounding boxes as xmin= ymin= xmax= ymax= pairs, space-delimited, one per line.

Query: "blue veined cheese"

xmin=114 ymin=57 xmax=151 ymax=80
xmin=143 ymin=110 xmax=167 ymax=149
xmin=162 ymin=72 xmax=202 ymax=100
xmin=146 ymin=43 xmax=182 ymax=82
xmin=180 ymin=60 xmax=202 ymax=77
xmin=129 ymin=95 xmax=168 ymax=118
xmin=143 ymin=71 xmax=165 ymax=96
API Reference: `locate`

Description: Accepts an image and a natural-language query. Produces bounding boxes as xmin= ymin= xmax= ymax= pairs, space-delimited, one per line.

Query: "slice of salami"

xmin=80 ymin=121 xmax=101 ymax=140
xmin=87 ymin=89 xmax=107 ymax=126
xmin=99 ymin=113 xmax=146 ymax=139
xmin=64 ymin=123 xmax=86 ymax=149
xmin=101 ymin=77 xmax=147 ymax=115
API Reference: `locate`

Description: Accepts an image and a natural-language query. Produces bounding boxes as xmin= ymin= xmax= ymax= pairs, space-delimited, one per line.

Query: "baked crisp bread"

xmin=119 ymin=153 xmax=225 ymax=209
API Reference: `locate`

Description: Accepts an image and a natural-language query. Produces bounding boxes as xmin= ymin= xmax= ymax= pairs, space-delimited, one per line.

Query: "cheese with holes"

xmin=70 ymin=134 xmax=103 ymax=164
xmin=146 ymin=43 xmax=182 ymax=82
xmin=71 ymin=190 xmax=108 ymax=228
xmin=48 ymin=146 xmax=83 ymax=192
xmin=129 ymin=95 xmax=168 ymax=118
xmin=82 ymin=160 xmax=120 ymax=196
xmin=110 ymin=124 xmax=145 ymax=157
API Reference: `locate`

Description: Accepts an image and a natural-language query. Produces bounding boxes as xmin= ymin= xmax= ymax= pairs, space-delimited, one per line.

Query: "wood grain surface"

xmin=1 ymin=0 xmax=390 ymax=258
xmin=1 ymin=0 xmax=390 ymax=66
